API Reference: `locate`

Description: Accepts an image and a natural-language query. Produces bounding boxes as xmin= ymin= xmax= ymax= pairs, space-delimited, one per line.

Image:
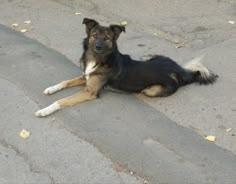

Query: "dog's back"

xmin=108 ymin=54 xmax=217 ymax=95
xmin=108 ymin=55 xmax=184 ymax=92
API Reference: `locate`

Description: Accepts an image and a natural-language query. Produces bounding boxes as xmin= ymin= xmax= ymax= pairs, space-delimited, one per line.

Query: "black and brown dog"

xmin=35 ymin=18 xmax=218 ymax=117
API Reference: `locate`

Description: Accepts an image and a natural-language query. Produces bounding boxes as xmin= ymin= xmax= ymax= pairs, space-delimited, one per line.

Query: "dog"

xmin=35 ymin=18 xmax=218 ymax=117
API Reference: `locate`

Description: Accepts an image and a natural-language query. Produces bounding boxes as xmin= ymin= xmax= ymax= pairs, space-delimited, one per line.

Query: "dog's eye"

xmin=105 ymin=35 xmax=110 ymax=41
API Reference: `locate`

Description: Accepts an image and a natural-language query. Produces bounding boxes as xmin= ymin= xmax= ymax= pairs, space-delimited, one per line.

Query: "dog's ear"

xmin=82 ymin=18 xmax=99 ymax=35
xmin=110 ymin=25 xmax=126 ymax=40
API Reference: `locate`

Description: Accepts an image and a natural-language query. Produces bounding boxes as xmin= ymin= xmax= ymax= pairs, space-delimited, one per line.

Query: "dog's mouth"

xmin=91 ymin=45 xmax=112 ymax=55
xmin=94 ymin=48 xmax=103 ymax=54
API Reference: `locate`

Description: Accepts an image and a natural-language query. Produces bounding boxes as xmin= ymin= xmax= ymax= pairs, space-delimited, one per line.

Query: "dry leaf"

xmin=12 ymin=23 xmax=19 ymax=27
xmin=20 ymin=29 xmax=28 ymax=33
xmin=226 ymin=128 xmax=232 ymax=132
xmin=75 ymin=12 xmax=82 ymax=15
xmin=176 ymin=44 xmax=183 ymax=48
xmin=228 ymin=20 xmax=235 ymax=25
xmin=121 ymin=21 xmax=128 ymax=26
xmin=20 ymin=129 xmax=30 ymax=139
xmin=205 ymin=135 xmax=216 ymax=142
xmin=24 ymin=20 xmax=31 ymax=24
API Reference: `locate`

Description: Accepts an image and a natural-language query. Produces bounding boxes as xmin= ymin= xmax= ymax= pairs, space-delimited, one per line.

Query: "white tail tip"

xmin=184 ymin=55 xmax=218 ymax=85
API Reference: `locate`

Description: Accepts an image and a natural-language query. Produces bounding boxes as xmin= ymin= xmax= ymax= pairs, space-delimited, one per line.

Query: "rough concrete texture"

xmin=0 ymin=26 xmax=142 ymax=184
xmin=0 ymin=0 xmax=236 ymax=184
xmin=1 ymin=0 xmax=234 ymax=155
xmin=1 ymin=25 xmax=236 ymax=184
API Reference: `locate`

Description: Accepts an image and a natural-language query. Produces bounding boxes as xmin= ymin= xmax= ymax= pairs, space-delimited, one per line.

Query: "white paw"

xmin=44 ymin=84 xmax=63 ymax=95
xmin=35 ymin=102 xmax=60 ymax=117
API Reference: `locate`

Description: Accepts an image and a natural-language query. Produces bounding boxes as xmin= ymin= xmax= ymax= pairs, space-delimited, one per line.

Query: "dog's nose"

xmin=95 ymin=40 xmax=103 ymax=50
xmin=96 ymin=45 xmax=102 ymax=50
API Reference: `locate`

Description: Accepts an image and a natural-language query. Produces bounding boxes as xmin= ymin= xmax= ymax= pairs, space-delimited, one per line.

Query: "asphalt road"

xmin=0 ymin=0 xmax=236 ymax=184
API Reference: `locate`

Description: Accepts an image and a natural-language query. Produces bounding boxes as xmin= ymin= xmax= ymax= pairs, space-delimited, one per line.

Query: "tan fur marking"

xmin=44 ymin=75 xmax=86 ymax=95
xmin=89 ymin=36 xmax=95 ymax=44
xmin=57 ymin=75 xmax=106 ymax=107
xmin=142 ymin=85 xmax=164 ymax=97
xmin=170 ymin=73 xmax=178 ymax=83
xmin=106 ymin=38 xmax=113 ymax=49
xmin=57 ymin=90 xmax=97 ymax=107
xmin=61 ymin=75 xmax=86 ymax=88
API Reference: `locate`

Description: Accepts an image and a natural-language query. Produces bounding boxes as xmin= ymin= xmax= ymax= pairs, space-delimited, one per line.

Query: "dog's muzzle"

xmin=95 ymin=40 xmax=103 ymax=51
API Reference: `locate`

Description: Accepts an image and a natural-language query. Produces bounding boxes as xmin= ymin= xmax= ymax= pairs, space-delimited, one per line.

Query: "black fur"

xmin=80 ymin=18 xmax=218 ymax=97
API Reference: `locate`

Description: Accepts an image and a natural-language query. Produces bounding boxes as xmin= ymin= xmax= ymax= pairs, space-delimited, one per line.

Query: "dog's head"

xmin=82 ymin=18 xmax=125 ymax=55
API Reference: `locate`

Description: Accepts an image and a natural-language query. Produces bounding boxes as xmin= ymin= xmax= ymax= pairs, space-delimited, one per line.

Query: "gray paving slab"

xmin=0 ymin=25 xmax=141 ymax=184
xmin=1 ymin=24 xmax=236 ymax=184
xmin=1 ymin=0 xmax=235 ymax=156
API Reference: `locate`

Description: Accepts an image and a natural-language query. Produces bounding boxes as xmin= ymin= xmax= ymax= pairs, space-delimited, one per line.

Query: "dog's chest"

xmin=84 ymin=61 xmax=98 ymax=79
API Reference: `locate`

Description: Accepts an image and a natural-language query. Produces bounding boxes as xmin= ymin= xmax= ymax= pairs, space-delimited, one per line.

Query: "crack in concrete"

xmin=60 ymin=125 xmax=144 ymax=182
xmin=0 ymin=77 xmax=141 ymax=183
xmin=0 ymin=139 xmax=56 ymax=184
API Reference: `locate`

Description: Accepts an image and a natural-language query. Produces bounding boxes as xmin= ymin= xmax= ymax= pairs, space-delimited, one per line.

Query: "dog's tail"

xmin=182 ymin=56 xmax=218 ymax=85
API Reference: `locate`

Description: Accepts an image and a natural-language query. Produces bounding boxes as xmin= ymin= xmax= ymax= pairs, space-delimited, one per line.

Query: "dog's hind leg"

xmin=35 ymin=75 xmax=106 ymax=117
xmin=44 ymin=75 xmax=86 ymax=95
xmin=142 ymin=83 xmax=178 ymax=97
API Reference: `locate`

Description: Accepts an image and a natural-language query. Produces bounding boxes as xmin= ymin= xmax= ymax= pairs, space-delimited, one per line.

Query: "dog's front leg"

xmin=44 ymin=75 xmax=86 ymax=95
xmin=35 ymin=75 xmax=106 ymax=117
xmin=35 ymin=90 xmax=96 ymax=117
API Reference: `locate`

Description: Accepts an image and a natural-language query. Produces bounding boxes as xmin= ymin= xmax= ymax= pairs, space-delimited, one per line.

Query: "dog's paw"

xmin=44 ymin=84 xmax=63 ymax=95
xmin=35 ymin=102 xmax=60 ymax=117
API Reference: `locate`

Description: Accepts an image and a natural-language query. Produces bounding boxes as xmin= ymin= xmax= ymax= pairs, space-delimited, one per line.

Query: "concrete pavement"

xmin=0 ymin=0 xmax=235 ymax=153
xmin=1 ymin=25 xmax=236 ymax=184
xmin=0 ymin=25 xmax=142 ymax=184
xmin=0 ymin=0 xmax=236 ymax=183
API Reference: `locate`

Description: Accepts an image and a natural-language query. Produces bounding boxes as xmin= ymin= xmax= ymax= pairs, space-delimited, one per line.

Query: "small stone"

xmin=143 ymin=180 xmax=148 ymax=184
xmin=20 ymin=29 xmax=28 ymax=33
xmin=24 ymin=20 xmax=31 ymax=24
xmin=19 ymin=129 xmax=30 ymax=139
xmin=11 ymin=23 xmax=18 ymax=27
xmin=75 ymin=12 xmax=82 ymax=15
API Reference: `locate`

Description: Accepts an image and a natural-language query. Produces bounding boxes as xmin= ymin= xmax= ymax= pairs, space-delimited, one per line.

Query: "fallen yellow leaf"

xmin=20 ymin=29 xmax=28 ymax=33
xmin=19 ymin=129 xmax=30 ymax=139
xmin=205 ymin=135 xmax=216 ymax=142
xmin=121 ymin=21 xmax=128 ymax=26
xmin=24 ymin=20 xmax=31 ymax=24
xmin=12 ymin=23 xmax=19 ymax=27
xmin=228 ymin=20 xmax=235 ymax=25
